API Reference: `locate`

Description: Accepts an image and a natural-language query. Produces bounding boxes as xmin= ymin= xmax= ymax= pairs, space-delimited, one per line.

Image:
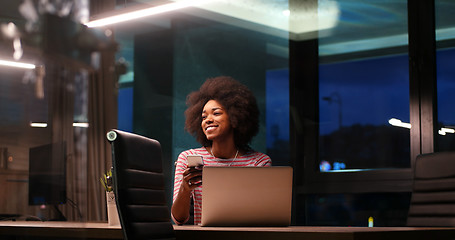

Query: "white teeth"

xmin=206 ymin=126 xmax=216 ymax=131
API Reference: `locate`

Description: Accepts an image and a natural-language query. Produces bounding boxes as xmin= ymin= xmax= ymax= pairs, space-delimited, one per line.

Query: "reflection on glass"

xmin=435 ymin=0 xmax=455 ymax=151
xmin=305 ymin=193 xmax=411 ymax=226
xmin=318 ymin=0 xmax=410 ymax=171
xmin=266 ymin=69 xmax=290 ymax=166
xmin=111 ymin=0 xmax=292 ymax=169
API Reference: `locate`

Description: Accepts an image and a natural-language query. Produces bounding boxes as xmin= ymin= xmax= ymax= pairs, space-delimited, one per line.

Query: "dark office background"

xmin=1 ymin=0 xmax=453 ymax=225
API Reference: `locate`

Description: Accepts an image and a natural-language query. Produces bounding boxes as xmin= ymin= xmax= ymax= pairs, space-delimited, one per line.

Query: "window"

xmin=318 ymin=0 xmax=409 ymax=172
xmin=296 ymin=0 xmax=412 ymax=226
xmin=435 ymin=0 xmax=455 ymax=151
xmin=319 ymin=55 xmax=410 ymax=171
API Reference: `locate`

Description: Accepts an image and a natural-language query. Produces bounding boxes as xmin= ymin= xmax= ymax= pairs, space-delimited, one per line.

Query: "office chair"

xmin=407 ymin=151 xmax=455 ymax=227
xmin=107 ymin=129 xmax=175 ymax=240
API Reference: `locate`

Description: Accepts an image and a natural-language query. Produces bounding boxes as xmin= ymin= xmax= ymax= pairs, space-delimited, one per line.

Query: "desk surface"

xmin=0 ymin=221 xmax=122 ymax=239
xmin=1 ymin=222 xmax=455 ymax=240
xmin=174 ymin=225 xmax=455 ymax=240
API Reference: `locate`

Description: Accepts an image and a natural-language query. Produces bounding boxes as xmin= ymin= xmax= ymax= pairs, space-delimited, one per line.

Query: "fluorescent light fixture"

xmin=31 ymin=122 xmax=89 ymax=128
xmin=388 ymin=118 xmax=411 ymax=129
xmin=73 ymin=122 xmax=89 ymax=128
xmin=30 ymin=122 xmax=48 ymax=128
xmin=0 ymin=59 xmax=35 ymax=69
xmin=86 ymin=0 xmax=214 ymax=28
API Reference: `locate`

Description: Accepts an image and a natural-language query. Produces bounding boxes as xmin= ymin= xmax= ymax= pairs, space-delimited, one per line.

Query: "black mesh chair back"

xmin=407 ymin=151 xmax=455 ymax=226
xmin=107 ymin=129 xmax=175 ymax=240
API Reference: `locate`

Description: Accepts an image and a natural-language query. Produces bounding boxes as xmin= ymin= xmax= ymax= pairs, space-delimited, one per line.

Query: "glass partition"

xmin=0 ymin=0 xmax=449 ymax=228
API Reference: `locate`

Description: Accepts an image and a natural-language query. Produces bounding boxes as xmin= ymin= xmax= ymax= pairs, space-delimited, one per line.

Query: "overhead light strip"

xmin=30 ymin=122 xmax=90 ymax=128
xmin=86 ymin=0 xmax=214 ymax=28
xmin=30 ymin=122 xmax=48 ymax=128
xmin=73 ymin=122 xmax=89 ymax=128
xmin=0 ymin=59 xmax=35 ymax=69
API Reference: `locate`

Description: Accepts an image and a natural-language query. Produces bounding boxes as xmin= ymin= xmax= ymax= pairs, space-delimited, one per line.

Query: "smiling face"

xmin=201 ymin=100 xmax=233 ymax=142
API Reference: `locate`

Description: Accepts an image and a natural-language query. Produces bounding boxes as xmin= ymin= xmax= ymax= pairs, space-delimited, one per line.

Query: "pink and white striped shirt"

xmin=172 ymin=147 xmax=272 ymax=225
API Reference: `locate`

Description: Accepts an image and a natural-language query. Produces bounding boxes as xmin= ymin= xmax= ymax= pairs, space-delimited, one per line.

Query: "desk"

xmin=0 ymin=222 xmax=122 ymax=240
xmin=175 ymin=225 xmax=455 ymax=240
xmin=1 ymin=222 xmax=455 ymax=240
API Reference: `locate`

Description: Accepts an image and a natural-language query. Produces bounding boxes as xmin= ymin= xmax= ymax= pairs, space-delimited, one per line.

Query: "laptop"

xmin=201 ymin=166 xmax=293 ymax=227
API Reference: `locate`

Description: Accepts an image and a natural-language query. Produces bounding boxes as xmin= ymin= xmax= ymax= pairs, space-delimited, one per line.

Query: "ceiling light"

xmin=0 ymin=59 xmax=35 ymax=69
xmin=30 ymin=122 xmax=47 ymax=128
xmin=73 ymin=122 xmax=89 ymax=128
xmin=30 ymin=122 xmax=90 ymax=128
xmin=86 ymin=0 xmax=214 ymax=28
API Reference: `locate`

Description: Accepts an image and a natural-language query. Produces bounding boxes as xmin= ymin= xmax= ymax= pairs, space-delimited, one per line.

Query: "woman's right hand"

xmin=181 ymin=166 xmax=203 ymax=191
xmin=172 ymin=166 xmax=202 ymax=224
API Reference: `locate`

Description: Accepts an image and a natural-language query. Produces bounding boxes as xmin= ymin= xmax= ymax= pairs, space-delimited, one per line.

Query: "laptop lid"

xmin=201 ymin=166 xmax=293 ymax=227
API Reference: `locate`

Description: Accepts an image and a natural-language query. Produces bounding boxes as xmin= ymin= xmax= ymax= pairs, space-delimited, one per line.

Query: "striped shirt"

xmin=172 ymin=147 xmax=272 ymax=225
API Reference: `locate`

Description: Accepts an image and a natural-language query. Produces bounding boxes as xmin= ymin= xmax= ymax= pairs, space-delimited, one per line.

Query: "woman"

xmin=171 ymin=76 xmax=272 ymax=225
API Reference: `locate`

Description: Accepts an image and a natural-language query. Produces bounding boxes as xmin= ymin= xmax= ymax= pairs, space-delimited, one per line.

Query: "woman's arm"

xmin=171 ymin=170 xmax=194 ymax=224
xmin=171 ymin=155 xmax=202 ymax=224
